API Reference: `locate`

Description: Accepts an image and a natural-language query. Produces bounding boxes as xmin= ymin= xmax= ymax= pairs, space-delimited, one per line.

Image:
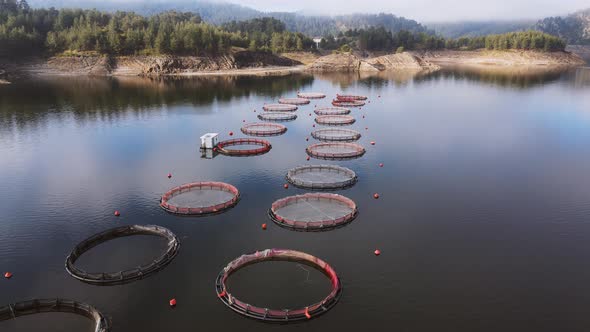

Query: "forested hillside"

xmin=534 ymin=9 xmax=590 ymax=45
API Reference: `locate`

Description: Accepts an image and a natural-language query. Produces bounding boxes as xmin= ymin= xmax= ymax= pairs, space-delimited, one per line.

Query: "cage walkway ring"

xmin=258 ymin=112 xmax=297 ymax=122
xmin=314 ymin=107 xmax=351 ymax=115
xmin=307 ymin=142 xmax=366 ymax=160
xmin=216 ymin=138 xmax=272 ymax=156
xmin=278 ymin=98 xmax=310 ymax=105
xmin=336 ymin=94 xmax=368 ymax=101
xmin=315 ymin=115 xmax=356 ymax=126
xmin=215 ymin=248 xmax=341 ymax=322
xmin=0 ymin=298 xmax=110 ymax=332
xmin=269 ymin=193 xmax=358 ymax=231
xmin=241 ymin=123 xmax=287 ymax=137
xmin=311 ymin=128 xmax=361 ymax=142
xmin=263 ymin=104 xmax=298 ymax=112
xmin=65 ymin=225 xmax=180 ymax=285
xmin=161 ymin=182 xmax=240 ymax=215
xmin=332 ymin=100 xmax=365 ymax=107
xmin=297 ymin=92 xmax=326 ymax=99
xmin=286 ymin=165 xmax=357 ymax=190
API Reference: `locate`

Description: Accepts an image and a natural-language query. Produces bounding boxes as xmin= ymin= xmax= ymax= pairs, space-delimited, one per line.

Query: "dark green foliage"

xmin=222 ymin=17 xmax=313 ymax=52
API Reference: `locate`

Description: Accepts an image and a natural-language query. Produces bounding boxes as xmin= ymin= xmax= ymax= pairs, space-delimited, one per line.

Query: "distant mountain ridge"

xmin=27 ymin=0 xmax=429 ymax=36
xmin=534 ymin=9 xmax=590 ymax=45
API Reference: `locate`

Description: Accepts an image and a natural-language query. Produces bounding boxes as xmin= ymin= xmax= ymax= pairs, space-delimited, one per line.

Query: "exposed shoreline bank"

xmin=0 ymin=49 xmax=586 ymax=81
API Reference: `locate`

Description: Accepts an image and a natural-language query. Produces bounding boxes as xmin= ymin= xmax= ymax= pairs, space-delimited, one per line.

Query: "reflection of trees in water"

xmin=313 ymin=70 xmax=434 ymax=90
xmin=414 ymin=66 xmax=571 ymax=89
xmin=0 ymin=74 xmax=314 ymax=131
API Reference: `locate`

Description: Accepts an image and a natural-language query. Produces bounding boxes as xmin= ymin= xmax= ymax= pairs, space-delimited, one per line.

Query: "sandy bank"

xmin=419 ymin=49 xmax=586 ymax=67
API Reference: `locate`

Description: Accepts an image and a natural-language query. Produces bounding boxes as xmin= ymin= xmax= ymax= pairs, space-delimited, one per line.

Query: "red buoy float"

xmin=169 ymin=298 xmax=177 ymax=307
xmin=229 ymin=131 xmax=234 ymax=136
xmin=374 ymin=249 xmax=381 ymax=256
xmin=379 ymin=163 xmax=384 ymax=167
xmin=283 ymin=184 xmax=289 ymax=189
xmin=370 ymin=141 xmax=375 ymax=145
xmin=4 ymin=272 xmax=12 ymax=279
xmin=373 ymin=193 xmax=380 ymax=199
xmin=306 ymin=156 xmax=310 ymax=161
xmin=167 ymin=173 xmax=172 ymax=179
xmin=261 ymin=223 xmax=267 ymax=230
xmin=114 ymin=210 xmax=120 ymax=217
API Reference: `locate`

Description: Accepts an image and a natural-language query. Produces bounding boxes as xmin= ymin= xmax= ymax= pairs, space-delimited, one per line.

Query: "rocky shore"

xmin=0 ymin=48 xmax=586 ymax=80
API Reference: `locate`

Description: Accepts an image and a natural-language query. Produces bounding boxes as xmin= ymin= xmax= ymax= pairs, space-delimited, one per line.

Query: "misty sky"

xmin=228 ymin=0 xmax=587 ymax=22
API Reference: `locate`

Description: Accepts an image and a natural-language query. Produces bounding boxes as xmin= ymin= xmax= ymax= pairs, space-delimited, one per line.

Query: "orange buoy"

xmin=4 ymin=272 xmax=12 ymax=279
xmin=374 ymin=249 xmax=381 ymax=256
xmin=373 ymin=193 xmax=380 ymax=199
xmin=283 ymin=184 xmax=289 ymax=189
xmin=167 ymin=173 xmax=172 ymax=179
xmin=229 ymin=131 xmax=234 ymax=136
xmin=370 ymin=141 xmax=375 ymax=145
xmin=261 ymin=223 xmax=267 ymax=230
xmin=379 ymin=163 xmax=384 ymax=167
xmin=114 ymin=210 xmax=120 ymax=217
xmin=169 ymin=298 xmax=177 ymax=307
xmin=305 ymin=307 xmax=311 ymax=319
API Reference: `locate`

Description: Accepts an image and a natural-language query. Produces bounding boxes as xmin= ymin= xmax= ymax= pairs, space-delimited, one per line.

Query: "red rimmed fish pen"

xmin=297 ymin=92 xmax=326 ymax=99
xmin=311 ymin=128 xmax=361 ymax=142
xmin=216 ymin=138 xmax=272 ymax=156
xmin=278 ymin=98 xmax=310 ymax=105
xmin=241 ymin=123 xmax=287 ymax=137
xmin=262 ymin=104 xmax=298 ymax=112
xmin=257 ymin=112 xmax=297 ymax=122
xmin=65 ymin=225 xmax=180 ymax=285
xmin=314 ymin=107 xmax=351 ymax=115
xmin=269 ymin=193 xmax=358 ymax=231
xmin=160 ymin=182 xmax=240 ymax=215
xmin=332 ymin=100 xmax=365 ymax=107
xmin=286 ymin=165 xmax=357 ymax=190
xmin=306 ymin=142 xmax=366 ymax=160
xmin=315 ymin=115 xmax=356 ymax=126
xmin=215 ymin=248 xmax=342 ymax=321
xmin=0 ymin=299 xmax=110 ymax=332
xmin=336 ymin=94 xmax=368 ymax=101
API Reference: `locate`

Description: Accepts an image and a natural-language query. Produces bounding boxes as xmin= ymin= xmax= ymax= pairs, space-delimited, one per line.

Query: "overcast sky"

xmin=229 ymin=0 xmax=587 ymax=22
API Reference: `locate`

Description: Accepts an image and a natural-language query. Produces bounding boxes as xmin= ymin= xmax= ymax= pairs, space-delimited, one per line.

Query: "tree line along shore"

xmin=0 ymin=0 xmax=586 ymax=79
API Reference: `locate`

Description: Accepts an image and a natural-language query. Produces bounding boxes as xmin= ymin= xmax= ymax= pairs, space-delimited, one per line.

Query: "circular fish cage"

xmin=286 ymin=165 xmax=357 ymax=190
xmin=0 ymin=299 xmax=110 ymax=332
xmin=65 ymin=225 xmax=180 ymax=286
xmin=315 ymin=115 xmax=356 ymax=126
xmin=297 ymin=92 xmax=326 ymax=99
xmin=314 ymin=107 xmax=351 ymax=115
xmin=278 ymin=98 xmax=310 ymax=105
xmin=257 ymin=112 xmax=297 ymax=122
xmin=241 ymin=123 xmax=287 ymax=137
xmin=332 ymin=100 xmax=365 ymax=107
xmin=311 ymin=128 xmax=361 ymax=142
xmin=336 ymin=94 xmax=368 ymax=101
xmin=306 ymin=142 xmax=366 ymax=160
xmin=215 ymin=248 xmax=341 ymax=322
xmin=160 ymin=182 xmax=240 ymax=215
xmin=262 ymin=104 xmax=298 ymax=112
xmin=269 ymin=193 xmax=358 ymax=231
xmin=216 ymin=138 xmax=272 ymax=156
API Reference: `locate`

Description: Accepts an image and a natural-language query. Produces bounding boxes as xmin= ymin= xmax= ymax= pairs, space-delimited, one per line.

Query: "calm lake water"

xmin=1 ymin=66 xmax=590 ymax=331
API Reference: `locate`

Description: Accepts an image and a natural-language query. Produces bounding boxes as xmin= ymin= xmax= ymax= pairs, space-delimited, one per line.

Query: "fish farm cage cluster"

xmin=65 ymin=225 xmax=180 ymax=285
xmin=311 ymin=128 xmax=362 ymax=142
xmin=241 ymin=122 xmax=288 ymax=137
xmin=216 ymin=249 xmax=341 ymax=322
xmin=160 ymin=182 xmax=240 ymax=215
xmin=2 ymin=91 xmax=376 ymax=328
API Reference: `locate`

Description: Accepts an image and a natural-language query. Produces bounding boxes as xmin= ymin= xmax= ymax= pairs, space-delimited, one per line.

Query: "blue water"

xmin=1 ymin=67 xmax=590 ymax=331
